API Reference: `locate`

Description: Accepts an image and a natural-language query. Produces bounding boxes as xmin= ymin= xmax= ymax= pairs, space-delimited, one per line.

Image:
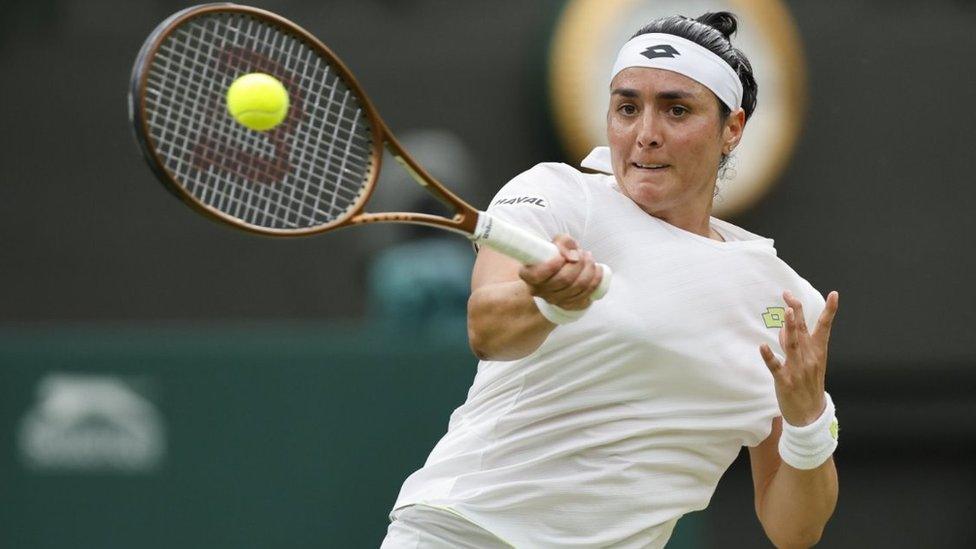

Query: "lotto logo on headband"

xmin=641 ymin=45 xmax=680 ymax=60
xmin=611 ymin=33 xmax=742 ymax=110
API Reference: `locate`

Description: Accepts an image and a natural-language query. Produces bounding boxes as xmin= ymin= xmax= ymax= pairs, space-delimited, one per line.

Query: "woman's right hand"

xmin=518 ymin=234 xmax=604 ymax=311
xmin=468 ymin=234 xmax=600 ymax=360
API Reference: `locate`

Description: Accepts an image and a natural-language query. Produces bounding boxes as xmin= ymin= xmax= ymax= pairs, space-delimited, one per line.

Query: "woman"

xmin=383 ymin=12 xmax=839 ymax=548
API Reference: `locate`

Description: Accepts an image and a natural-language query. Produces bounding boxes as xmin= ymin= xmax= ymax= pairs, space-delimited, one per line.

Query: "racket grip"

xmin=471 ymin=212 xmax=612 ymax=301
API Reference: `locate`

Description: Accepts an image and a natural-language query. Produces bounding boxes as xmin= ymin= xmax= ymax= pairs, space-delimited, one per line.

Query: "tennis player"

xmin=383 ymin=12 xmax=839 ymax=548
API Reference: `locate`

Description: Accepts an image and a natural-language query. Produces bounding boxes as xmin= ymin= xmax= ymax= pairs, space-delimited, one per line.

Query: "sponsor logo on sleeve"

xmin=491 ymin=195 xmax=549 ymax=209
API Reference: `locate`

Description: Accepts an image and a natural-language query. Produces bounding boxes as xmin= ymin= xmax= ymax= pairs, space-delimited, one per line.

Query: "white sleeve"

xmin=484 ymin=163 xmax=589 ymax=242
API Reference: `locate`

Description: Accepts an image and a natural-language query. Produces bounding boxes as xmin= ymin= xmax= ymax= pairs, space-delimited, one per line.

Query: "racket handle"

xmin=471 ymin=212 xmax=612 ymax=301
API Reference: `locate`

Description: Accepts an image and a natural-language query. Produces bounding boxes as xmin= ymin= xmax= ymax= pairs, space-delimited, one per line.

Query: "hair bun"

xmin=695 ymin=11 xmax=738 ymax=41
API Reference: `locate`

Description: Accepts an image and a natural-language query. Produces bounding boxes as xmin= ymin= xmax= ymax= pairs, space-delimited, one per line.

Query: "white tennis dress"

xmin=387 ymin=160 xmax=825 ymax=548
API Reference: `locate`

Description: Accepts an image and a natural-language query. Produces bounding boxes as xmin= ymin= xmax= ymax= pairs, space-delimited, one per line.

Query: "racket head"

xmin=128 ymin=3 xmax=384 ymax=236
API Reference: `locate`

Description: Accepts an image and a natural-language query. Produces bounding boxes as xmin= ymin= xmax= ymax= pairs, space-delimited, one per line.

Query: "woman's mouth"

xmin=632 ymin=162 xmax=670 ymax=170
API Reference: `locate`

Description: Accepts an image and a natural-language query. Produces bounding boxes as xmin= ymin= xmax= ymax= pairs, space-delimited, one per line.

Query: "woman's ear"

xmin=723 ymin=108 xmax=746 ymax=155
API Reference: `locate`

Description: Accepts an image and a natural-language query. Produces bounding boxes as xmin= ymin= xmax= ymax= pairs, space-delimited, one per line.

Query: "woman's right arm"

xmin=467 ymin=234 xmax=603 ymax=361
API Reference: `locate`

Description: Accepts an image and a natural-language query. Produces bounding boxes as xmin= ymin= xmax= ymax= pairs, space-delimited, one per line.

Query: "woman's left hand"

xmin=759 ymin=290 xmax=840 ymax=427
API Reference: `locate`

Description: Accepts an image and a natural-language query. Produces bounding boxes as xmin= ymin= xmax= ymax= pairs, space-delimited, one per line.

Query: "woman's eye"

xmin=669 ymin=105 xmax=689 ymax=117
xmin=618 ymin=104 xmax=637 ymax=115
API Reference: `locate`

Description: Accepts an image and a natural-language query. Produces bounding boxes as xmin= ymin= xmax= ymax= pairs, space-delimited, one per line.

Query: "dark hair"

xmin=630 ymin=12 xmax=758 ymax=121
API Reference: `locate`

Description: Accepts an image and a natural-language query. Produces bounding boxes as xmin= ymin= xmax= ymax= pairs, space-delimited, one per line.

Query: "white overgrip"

xmin=472 ymin=211 xmax=559 ymax=264
xmin=470 ymin=211 xmax=612 ymax=320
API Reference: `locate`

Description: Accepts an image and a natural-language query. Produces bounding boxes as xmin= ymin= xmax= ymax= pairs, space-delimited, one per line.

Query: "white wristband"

xmin=778 ymin=392 xmax=839 ymax=470
xmin=533 ymin=296 xmax=586 ymax=325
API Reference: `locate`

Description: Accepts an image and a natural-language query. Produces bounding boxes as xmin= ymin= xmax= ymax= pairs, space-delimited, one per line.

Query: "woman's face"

xmin=607 ymin=67 xmax=744 ymax=218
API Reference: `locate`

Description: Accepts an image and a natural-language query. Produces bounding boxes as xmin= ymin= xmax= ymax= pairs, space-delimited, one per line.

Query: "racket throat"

xmin=391 ymin=153 xmax=472 ymax=221
xmin=393 ymin=155 xmax=429 ymax=187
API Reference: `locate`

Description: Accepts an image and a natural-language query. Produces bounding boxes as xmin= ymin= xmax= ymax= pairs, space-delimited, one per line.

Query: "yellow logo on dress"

xmin=829 ymin=419 xmax=840 ymax=440
xmin=762 ymin=307 xmax=786 ymax=329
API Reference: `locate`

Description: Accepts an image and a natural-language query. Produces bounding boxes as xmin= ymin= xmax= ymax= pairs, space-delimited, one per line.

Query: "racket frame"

xmin=129 ymin=2 xmax=479 ymax=238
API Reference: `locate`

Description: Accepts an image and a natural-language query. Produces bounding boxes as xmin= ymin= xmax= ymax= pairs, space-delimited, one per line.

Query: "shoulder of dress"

xmin=524 ymin=161 xmax=584 ymax=179
xmin=503 ymin=162 xmax=588 ymax=192
xmin=711 ymin=217 xmax=775 ymax=245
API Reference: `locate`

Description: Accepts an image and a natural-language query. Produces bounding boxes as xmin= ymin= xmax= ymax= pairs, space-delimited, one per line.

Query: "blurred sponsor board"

xmin=17 ymin=373 xmax=165 ymax=473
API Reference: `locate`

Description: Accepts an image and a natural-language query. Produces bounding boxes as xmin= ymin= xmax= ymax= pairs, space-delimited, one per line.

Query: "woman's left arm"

xmin=750 ymin=290 xmax=841 ymax=548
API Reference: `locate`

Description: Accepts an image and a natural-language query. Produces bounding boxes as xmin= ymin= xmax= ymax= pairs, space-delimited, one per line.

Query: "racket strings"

xmin=142 ymin=12 xmax=375 ymax=230
xmin=156 ymin=22 xmax=326 ymax=227
xmin=211 ymin=16 xmax=366 ymax=224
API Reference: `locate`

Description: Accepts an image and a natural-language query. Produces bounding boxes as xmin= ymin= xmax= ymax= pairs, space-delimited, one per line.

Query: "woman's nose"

xmin=636 ymin=112 xmax=662 ymax=149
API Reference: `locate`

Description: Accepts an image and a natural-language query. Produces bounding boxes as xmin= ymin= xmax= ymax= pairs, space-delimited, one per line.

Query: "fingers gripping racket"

xmin=128 ymin=3 xmax=611 ymax=304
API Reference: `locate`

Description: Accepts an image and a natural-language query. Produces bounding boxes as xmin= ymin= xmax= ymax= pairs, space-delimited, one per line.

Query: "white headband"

xmin=610 ymin=32 xmax=743 ymax=110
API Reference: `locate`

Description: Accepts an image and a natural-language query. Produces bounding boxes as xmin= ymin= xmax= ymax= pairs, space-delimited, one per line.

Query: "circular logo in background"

xmin=548 ymin=0 xmax=806 ymax=217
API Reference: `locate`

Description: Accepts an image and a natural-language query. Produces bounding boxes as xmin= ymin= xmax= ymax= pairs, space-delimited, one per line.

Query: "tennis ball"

xmin=226 ymin=73 xmax=290 ymax=131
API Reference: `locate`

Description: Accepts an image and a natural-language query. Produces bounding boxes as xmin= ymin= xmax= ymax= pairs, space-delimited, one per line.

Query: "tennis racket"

xmin=128 ymin=3 xmax=611 ymax=303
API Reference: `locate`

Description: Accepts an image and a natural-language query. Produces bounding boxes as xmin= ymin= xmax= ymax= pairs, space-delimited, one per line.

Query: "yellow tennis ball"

xmin=226 ymin=73 xmax=290 ymax=131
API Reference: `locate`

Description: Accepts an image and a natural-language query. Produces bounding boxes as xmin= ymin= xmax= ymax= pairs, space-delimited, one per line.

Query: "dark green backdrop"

xmin=0 ymin=325 xmax=708 ymax=548
xmin=0 ymin=324 xmax=472 ymax=547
